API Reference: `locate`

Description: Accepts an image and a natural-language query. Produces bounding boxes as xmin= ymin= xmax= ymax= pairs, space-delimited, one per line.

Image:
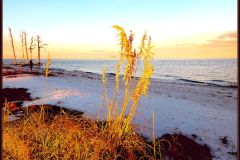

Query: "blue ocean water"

xmin=3 ymin=59 xmax=237 ymax=87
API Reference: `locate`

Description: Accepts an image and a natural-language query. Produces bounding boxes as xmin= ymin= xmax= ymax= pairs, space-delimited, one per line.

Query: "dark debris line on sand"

xmin=1 ymin=87 xmax=84 ymax=116
xmin=3 ymin=64 xmax=61 ymax=77
xmin=1 ymin=88 xmax=32 ymax=102
xmin=156 ymin=133 xmax=212 ymax=160
xmin=1 ymin=88 xmax=34 ymax=113
xmin=3 ymin=65 xmax=43 ymax=76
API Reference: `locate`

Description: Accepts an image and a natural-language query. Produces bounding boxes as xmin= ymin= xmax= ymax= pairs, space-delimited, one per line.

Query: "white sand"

xmin=3 ymin=67 xmax=237 ymax=160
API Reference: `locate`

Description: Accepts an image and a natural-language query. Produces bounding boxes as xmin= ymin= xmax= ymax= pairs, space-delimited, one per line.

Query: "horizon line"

xmin=3 ymin=58 xmax=237 ymax=61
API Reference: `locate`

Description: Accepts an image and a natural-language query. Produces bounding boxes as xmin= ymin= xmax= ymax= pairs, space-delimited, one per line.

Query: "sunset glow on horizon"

xmin=3 ymin=0 xmax=237 ymax=60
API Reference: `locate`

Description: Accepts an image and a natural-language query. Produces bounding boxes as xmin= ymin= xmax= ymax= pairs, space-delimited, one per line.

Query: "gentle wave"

xmin=178 ymin=78 xmax=237 ymax=88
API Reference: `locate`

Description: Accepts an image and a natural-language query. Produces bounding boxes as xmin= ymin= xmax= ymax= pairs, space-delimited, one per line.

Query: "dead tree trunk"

xmin=37 ymin=36 xmax=40 ymax=64
xmin=20 ymin=32 xmax=25 ymax=64
xmin=8 ymin=27 xmax=17 ymax=65
xmin=29 ymin=36 xmax=36 ymax=60
xmin=23 ymin=32 xmax=29 ymax=64
xmin=37 ymin=35 xmax=47 ymax=65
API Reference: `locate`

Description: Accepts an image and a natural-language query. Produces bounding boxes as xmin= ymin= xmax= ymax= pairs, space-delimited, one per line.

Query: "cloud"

xmin=217 ymin=31 xmax=237 ymax=39
xmin=90 ymin=49 xmax=108 ymax=53
xmin=153 ymin=31 xmax=237 ymax=59
xmin=157 ymin=31 xmax=237 ymax=49
xmin=203 ymin=31 xmax=237 ymax=48
xmin=203 ymin=39 xmax=236 ymax=48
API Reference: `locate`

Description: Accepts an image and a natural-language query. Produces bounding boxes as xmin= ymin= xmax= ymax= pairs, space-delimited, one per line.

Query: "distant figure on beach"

xmin=30 ymin=59 xmax=33 ymax=73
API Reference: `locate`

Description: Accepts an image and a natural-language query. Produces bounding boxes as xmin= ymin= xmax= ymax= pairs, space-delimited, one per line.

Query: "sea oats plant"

xmin=102 ymin=25 xmax=154 ymax=138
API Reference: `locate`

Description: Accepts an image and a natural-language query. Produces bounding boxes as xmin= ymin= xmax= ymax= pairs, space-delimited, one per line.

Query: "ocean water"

xmin=3 ymin=59 xmax=237 ymax=87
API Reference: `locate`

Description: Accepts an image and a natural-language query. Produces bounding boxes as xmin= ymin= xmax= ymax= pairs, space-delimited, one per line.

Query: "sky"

xmin=3 ymin=0 xmax=237 ymax=60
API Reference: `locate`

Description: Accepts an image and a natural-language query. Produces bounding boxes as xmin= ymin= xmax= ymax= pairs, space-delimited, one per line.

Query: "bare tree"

xmin=20 ymin=32 xmax=25 ymax=64
xmin=23 ymin=31 xmax=29 ymax=64
xmin=8 ymin=27 xmax=17 ymax=65
xmin=36 ymin=35 xmax=47 ymax=65
xmin=29 ymin=36 xmax=36 ymax=60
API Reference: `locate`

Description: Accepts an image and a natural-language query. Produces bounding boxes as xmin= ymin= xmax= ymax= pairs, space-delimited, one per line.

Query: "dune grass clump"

xmin=3 ymin=111 xmax=151 ymax=159
xmin=102 ymin=25 xmax=154 ymax=138
xmin=3 ymin=25 xmax=160 ymax=160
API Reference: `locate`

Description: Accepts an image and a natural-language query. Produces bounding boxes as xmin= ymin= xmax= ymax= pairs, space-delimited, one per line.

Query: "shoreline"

xmin=2 ymin=64 xmax=238 ymax=160
xmin=3 ymin=62 xmax=238 ymax=88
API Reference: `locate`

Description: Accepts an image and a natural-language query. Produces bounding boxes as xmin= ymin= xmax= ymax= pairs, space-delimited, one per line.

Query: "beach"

xmin=2 ymin=64 xmax=237 ymax=160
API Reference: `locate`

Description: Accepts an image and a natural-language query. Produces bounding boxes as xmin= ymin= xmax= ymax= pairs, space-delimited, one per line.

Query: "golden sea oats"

xmin=45 ymin=53 xmax=51 ymax=77
xmin=102 ymin=25 xmax=154 ymax=137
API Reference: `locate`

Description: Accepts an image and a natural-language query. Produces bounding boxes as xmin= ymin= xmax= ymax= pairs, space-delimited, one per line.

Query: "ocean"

xmin=3 ymin=59 xmax=237 ymax=87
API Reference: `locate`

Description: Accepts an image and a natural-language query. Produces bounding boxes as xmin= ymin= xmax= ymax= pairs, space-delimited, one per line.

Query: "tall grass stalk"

xmin=152 ymin=112 xmax=156 ymax=159
xmin=40 ymin=53 xmax=52 ymax=122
